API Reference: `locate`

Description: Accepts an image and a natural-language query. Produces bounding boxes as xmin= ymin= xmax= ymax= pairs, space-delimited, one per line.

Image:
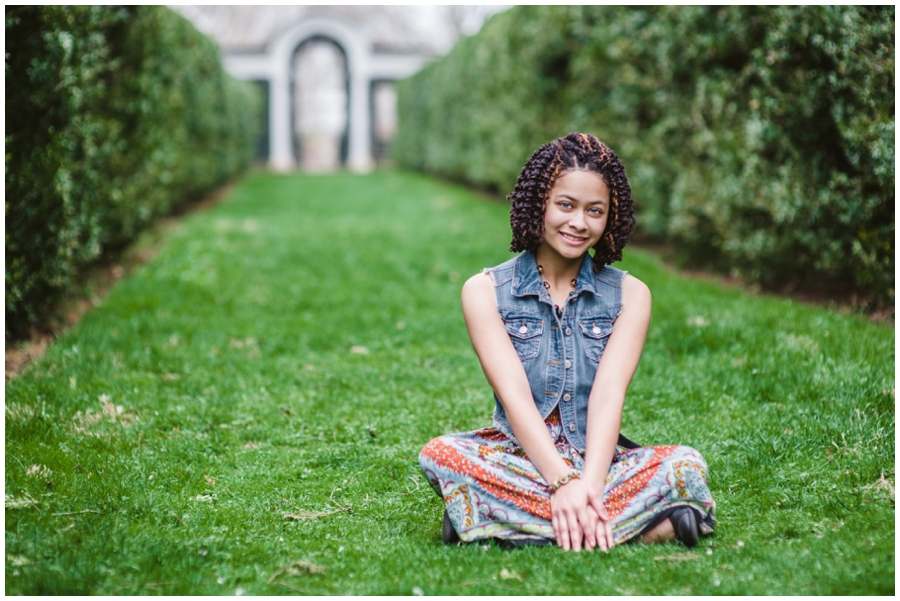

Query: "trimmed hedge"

xmin=6 ymin=6 xmax=261 ymax=339
xmin=394 ymin=6 xmax=894 ymax=308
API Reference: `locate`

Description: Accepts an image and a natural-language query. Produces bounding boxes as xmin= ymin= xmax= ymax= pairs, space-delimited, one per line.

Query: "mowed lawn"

xmin=5 ymin=171 xmax=894 ymax=595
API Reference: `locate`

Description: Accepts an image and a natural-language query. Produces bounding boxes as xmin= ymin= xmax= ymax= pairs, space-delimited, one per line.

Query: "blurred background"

xmin=171 ymin=5 xmax=508 ymax=171
xmin=5 ymin=6 xmax=893 ymax=343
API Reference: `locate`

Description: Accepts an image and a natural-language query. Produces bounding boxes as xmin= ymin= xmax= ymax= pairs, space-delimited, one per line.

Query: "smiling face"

xmin=538 ymin=169 xmax=610 ymax=263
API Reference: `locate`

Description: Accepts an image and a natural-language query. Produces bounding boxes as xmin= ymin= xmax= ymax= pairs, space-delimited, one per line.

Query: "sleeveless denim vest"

xmin=485 ymin=250 xmax=633 ymax=454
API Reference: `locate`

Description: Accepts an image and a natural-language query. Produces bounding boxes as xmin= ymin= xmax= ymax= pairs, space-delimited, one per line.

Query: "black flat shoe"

xmin=671 ymin=507 xmax=699 ymax=548
xmin=496 ymin=536 xmax=553 ymax=549
xmin=442 ymin=509 xmax=461 ymax=545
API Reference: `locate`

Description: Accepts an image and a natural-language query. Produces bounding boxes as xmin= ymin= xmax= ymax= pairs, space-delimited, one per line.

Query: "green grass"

xmin=5 ymin=170 xmax=894 ymax=595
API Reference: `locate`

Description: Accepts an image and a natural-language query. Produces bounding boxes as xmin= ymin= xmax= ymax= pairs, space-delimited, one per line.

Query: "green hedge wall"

xmin=6 ymin=6 xmax=261 ymax=339
xmin=394 ymin=6 xmax=894 ymax=307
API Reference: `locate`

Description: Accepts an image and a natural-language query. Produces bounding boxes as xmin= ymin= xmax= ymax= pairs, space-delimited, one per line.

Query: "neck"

xmin=533 ymin=248 xmax=583 ymax=286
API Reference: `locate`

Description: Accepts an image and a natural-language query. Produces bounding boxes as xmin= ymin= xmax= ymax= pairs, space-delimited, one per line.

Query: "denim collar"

xmin=511 ymin=250 xmax=601 ymax=299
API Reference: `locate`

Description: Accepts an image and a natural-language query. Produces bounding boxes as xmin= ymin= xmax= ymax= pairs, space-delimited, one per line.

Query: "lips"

xmin=560 ymin=231 xmax=588 ymax=244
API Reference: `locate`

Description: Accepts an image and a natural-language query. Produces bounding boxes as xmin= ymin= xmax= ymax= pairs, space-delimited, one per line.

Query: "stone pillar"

xmin=269 ymin=71 xmax=294 ymax=171
xmin=347 ymin=68 xmax=373 ymax=172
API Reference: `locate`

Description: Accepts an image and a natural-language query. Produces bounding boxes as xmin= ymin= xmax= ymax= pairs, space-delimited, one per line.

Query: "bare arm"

xmin=541 ymin=273 xmax=651 ymax=552
xmin=575 ymin=274 xmax=652 ymax=547
xmin=583 ymin=274 xmax=651 ymax=485
xmin=460 ymin=273 xmax=573 ymax=486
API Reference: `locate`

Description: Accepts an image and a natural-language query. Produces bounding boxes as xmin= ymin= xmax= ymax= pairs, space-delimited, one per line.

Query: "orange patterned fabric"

xmin=420 ymin=409 xmax=716 ymax=545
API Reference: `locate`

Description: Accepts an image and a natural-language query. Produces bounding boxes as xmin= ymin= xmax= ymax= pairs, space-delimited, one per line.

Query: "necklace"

xmin=537 ymin=264 xmax=577 ymax=290
xmin=537 ymin=264 xmax=577 ymax=318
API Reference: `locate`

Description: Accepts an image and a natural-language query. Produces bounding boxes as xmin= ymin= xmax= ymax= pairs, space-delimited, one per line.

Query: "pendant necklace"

xmin=537 ymin=264 xmax=576 ymax=319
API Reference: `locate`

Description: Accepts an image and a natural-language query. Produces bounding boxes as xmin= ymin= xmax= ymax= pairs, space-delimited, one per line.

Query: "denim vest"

xmin=485 ymin=250 xmax=634 ymax=454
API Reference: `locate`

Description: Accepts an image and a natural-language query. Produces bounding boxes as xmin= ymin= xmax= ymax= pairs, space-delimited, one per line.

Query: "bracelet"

xmin=550 ymin=470 xmax=581 ymax=492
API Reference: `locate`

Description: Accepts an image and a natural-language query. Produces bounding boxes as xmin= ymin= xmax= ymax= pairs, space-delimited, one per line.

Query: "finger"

xmin=591 ymin=498 xmax=611 ymax=526
xmin=551 ymin=514 xmax=562 ymax=548
xmin=594 ymin=520 xmax=608 ymax=553
xmin=602 ymin=514 xmax=615 ymax=552
xmin=555 ymin=514 xmax=571 ymax=551
xmin=579 ymin=509 xmax=597 ymax=551
xmin=589 ymin=506 xmax=602 ymax=551
xmin=595 ymin=516 xmax=607 ymax=553
xmin=568 ymin=511 xmax=583 ymax=552
xmin=590 ymin=500 xmax=613 ymax=552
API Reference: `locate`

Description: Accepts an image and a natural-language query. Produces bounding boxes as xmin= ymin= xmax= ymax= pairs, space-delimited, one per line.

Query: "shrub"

xmin=395 ymin=6 xmax=894 ymax=308
xmin=5 ymin=6 xmax=261 ymax=339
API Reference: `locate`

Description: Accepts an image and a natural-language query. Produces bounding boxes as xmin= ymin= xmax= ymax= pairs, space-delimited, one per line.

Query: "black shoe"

xmin=442 ymin=509 xmax=461 ymax=545
xmin=671 ymin=507 xmax=699 ymax=548
xmin=496 ymin=536 xmax=554 ymax=549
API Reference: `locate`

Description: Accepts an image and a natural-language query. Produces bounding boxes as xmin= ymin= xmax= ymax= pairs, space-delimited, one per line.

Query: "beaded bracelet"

xmin=550 ymin=471 xmax=581 ymax=492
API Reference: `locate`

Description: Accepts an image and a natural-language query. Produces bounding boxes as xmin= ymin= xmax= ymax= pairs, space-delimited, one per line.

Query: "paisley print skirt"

xmin=418 ymin=409 xmax=716 ymax=545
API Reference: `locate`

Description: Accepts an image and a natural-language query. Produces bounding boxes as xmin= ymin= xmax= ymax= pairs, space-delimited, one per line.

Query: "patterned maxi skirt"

xmin=419 ymin=409 xmax=716 ymax=545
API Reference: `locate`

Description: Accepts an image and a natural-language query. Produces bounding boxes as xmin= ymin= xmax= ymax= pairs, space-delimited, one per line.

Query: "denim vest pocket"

xmin=505 ymin=317 xmax=544 ymax=361
xmin=578 ymin=319 xmax=614 ymax=362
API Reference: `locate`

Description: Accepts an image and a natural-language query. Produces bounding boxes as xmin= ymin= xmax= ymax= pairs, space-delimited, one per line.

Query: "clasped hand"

xmin=550 ymin=479 xmax=614 ymax=552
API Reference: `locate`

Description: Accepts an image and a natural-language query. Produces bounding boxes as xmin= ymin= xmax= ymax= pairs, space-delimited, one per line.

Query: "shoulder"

xmin=462 ymin=270 xmax=494 ymax=296
xmin=622 ymin=274 xmax=651 ymax=316
xmin=622 ymin=273 xmax=650 ymax=300
xmin=461 ymin=271 xmax=496 ymax=311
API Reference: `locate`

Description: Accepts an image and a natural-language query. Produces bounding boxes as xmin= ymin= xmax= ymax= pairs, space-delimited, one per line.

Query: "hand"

xmin=550 ymin=478 xmax=613 ymax=552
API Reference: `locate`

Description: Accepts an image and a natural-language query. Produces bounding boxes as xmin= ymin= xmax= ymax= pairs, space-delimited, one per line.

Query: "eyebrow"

xmin=556 ymin=194 xmax=608 ymax=206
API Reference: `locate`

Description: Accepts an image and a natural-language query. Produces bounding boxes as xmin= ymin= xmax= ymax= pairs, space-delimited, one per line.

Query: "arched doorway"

xmin=291 ymin=37 xmax=349 ymax=170
xmin=222 ymin=15 xmax=431 ymax=171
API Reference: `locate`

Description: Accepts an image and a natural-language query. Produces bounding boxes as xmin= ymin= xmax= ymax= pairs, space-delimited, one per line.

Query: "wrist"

xmin=581 ymin=456 xmax=612 ymax=491
xmin=580 ymin=470 xmax=605 ymax=490
xmin=549 ymin=470 xmax=580 ymax=493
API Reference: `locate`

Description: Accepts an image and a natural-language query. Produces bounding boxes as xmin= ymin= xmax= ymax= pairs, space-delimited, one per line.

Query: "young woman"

xmin=419 ymin=133 xmax=716 ymax=552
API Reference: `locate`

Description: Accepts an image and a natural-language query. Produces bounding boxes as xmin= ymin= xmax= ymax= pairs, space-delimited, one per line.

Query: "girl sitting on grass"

xmin=419 ymin=133 xmax=716 ymax=551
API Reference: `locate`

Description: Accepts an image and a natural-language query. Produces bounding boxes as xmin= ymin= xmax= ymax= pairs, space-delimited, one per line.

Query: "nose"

xmin=568 ymin=209 xmax=587 ymax=231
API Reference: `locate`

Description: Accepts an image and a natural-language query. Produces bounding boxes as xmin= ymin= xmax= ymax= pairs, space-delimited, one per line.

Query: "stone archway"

xmin=267 ymin=17 xmax=370 ymax=171
xmin=291 ymin=36 xmax=349 ymax=170
xmin=222 ymin=15 xmax=430 ymax=172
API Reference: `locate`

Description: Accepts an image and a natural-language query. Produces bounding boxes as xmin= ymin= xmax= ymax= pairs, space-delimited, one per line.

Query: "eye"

xmin=558 ymin=201 xmax=573 ymax=209
xmin=588 ymin=207 xmax=605 ymax=216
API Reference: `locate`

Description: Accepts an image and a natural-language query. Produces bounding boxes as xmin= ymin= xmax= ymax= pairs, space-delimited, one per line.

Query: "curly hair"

xmin=508 ymin=132 xmax=635 ymax=271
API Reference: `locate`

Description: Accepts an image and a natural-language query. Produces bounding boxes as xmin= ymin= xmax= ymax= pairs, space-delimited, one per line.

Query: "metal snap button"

xmin=565 ymin=360 xmax=571 ymax=369
xmin=592 ymin=325 xmax=601 ymax=335
xmin=563 ymin=394 xmax=571 ymax=402
xmin=565 ymin=328 xmax=572 ymax=336
xmin=518 ymin=325 xmax=528 ymax=334
xmin=569 ymin=424 xmax=576 ymax=432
